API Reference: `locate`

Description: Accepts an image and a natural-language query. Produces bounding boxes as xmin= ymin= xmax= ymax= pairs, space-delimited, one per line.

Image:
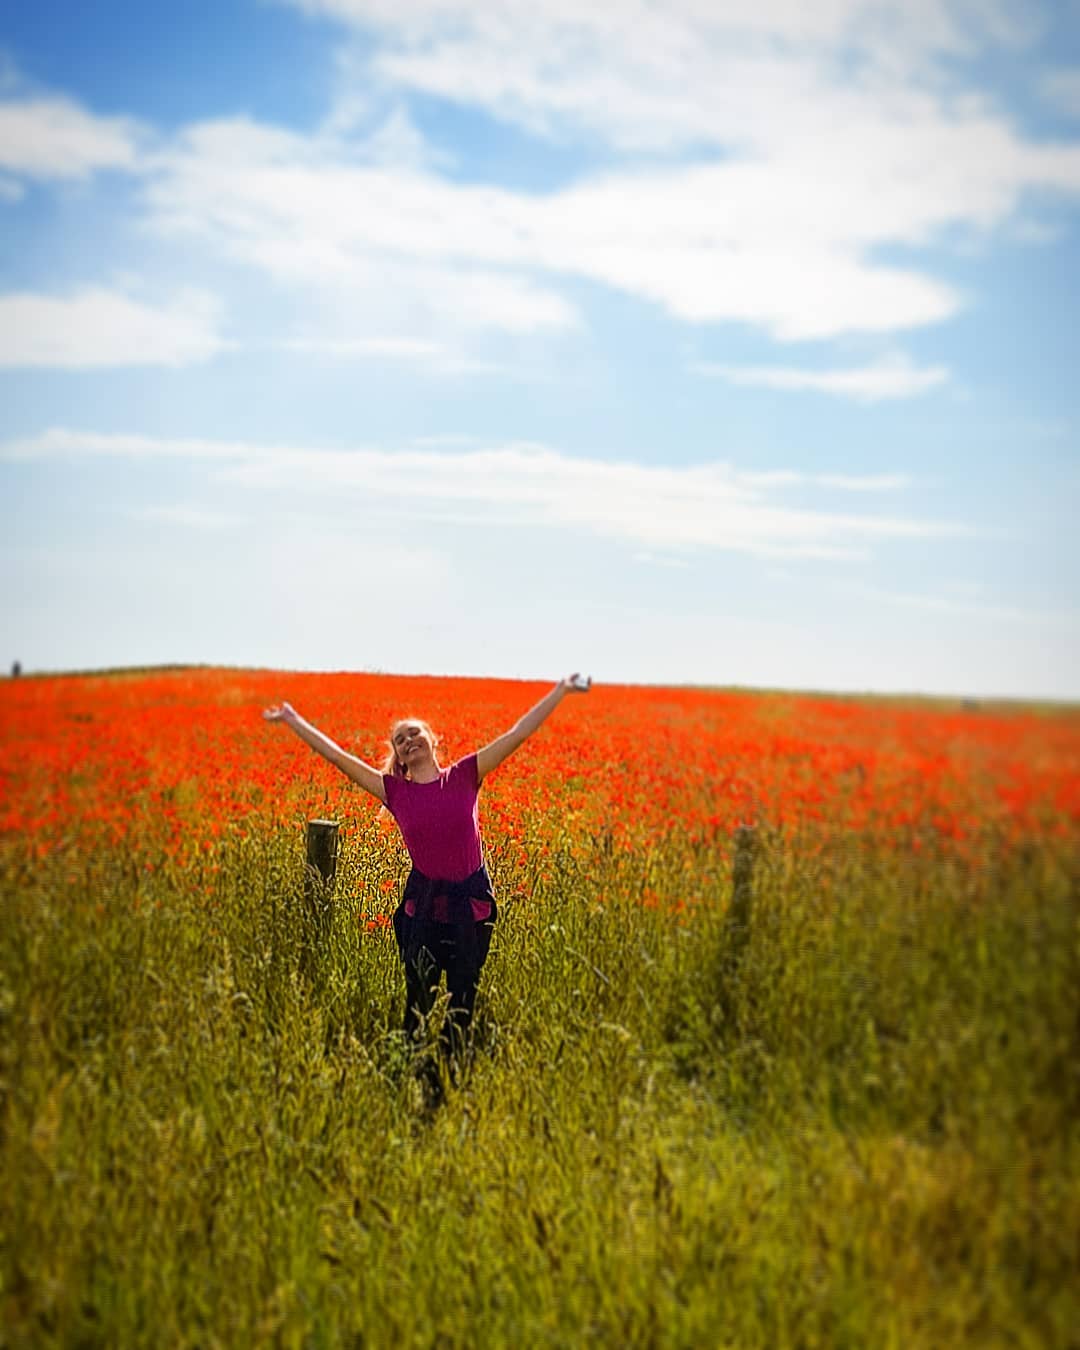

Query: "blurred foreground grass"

xmin=1 ymin=826 xmax=1077 ymax=1348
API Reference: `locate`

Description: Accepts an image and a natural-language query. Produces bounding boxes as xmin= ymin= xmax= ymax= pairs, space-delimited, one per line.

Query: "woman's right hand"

xmin=262 ymin=701 xmax=297 ymax=723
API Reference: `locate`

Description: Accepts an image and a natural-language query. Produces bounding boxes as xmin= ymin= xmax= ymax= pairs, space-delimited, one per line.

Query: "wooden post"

xmin=305 ymin=819 xmax=339 ymax=943
xmin=726 ymin=825 xmax=755 ymax=957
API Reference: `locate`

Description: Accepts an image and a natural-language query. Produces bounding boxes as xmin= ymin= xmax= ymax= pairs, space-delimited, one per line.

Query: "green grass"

xmin=1 ymin=825 xmax=1077 ymax=1348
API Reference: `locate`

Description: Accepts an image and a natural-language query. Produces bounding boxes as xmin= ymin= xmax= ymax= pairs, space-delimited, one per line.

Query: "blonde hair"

xmin=382 ymin=717 xmax=439 ymax=781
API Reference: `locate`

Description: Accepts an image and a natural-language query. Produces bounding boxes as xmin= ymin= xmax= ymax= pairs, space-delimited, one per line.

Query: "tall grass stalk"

xmin=1 ymin=826 xmax=1077 ymax=1347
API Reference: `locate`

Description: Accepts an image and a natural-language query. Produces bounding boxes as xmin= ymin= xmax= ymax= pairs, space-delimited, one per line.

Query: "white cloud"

xmin=0 ymin=287 xmax=228 ymax=368
xmin=695 ymin=354 xmax=949 ymax=400
xmin=129 ymin=505 xmax=246 ymax=530
xmin=340 ymin=101 xmax=454 ymax=172
xmin=0 ymin=426 xmax=969 ymax=560
xmin=142 ymin=117 xmax=581 ymax=338
xmin=1 ymin=6 xmax=1075 ymax=359
xmin=285 ymin=1 xmax=1050 ymax=166
xmin=843 ymin=578 xmax=1080 ymax=628
xmin=141 ymin=114 xmax=963 ymax=341
xmin=634 ymin=552 xmax=690 ymax=568
xmin=283 ymin=335 xmax=445 ymax=358
xmin=134 ymin=3 xmax=1080 ymax=348
xmin=289 ymin=2 xmax=1039 ymax=137
xmin=279 ymin=334 xmax=506 ymax=374
xmin=730 ymin=468 xmax=910 ymax=490
xmin=0 ymin=95 xmax=143 ymax=180
xmin=814 ymin=473 xmax=911 ymax=492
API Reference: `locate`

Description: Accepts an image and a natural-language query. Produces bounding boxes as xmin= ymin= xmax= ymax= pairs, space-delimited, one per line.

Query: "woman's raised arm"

xmin=263 ymin=701 xmax=387 ymax=804
xmin=476 ymin=674 xmax=590 ymax=785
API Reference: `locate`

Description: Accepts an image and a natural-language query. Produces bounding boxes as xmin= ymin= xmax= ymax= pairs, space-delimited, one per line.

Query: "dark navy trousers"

xmin=392 ymin=865 xmax=497 ymax=1056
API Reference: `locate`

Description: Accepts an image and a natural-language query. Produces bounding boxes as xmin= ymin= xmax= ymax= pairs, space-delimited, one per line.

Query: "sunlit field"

xmin=2 ymin=668 xmax=1078 ymax=1347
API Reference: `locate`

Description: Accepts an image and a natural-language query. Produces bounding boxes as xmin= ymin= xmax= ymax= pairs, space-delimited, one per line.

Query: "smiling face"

xmin=390 ymin=718 xmax=438 ymax=776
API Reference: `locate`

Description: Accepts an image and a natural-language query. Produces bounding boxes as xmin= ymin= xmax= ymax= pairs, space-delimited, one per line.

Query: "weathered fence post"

xmin=304 ymin=819 xmax=339 ymax=947
xmin=725 ymin=825 xmax=756 ymax=962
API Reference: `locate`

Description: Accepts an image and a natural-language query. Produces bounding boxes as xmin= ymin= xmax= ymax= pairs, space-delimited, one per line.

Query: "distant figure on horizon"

xmin=263 ymin=674 xmax=591 ymax=1096
xmin=10 ymin=661 xmax=20 ymax=678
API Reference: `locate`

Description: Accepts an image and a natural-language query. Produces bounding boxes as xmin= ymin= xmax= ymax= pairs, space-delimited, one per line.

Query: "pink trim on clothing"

xmin=403 ymin=895 xmax=493 ymax=922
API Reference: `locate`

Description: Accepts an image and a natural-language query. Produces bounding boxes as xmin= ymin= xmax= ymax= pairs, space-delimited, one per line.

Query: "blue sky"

xmin=1 ymin=0 xmax=1078 ymax=698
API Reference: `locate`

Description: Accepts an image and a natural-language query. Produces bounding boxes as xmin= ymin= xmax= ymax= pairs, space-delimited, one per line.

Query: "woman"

xmin=263 ymin=675 xmax=590 ymax=1064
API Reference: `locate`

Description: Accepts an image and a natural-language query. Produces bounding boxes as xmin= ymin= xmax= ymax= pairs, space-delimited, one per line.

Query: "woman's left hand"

xmin=563 ymin=673 xmax=592 ymax=693
xmin=263 ymin=701 xmax=297 ymax=723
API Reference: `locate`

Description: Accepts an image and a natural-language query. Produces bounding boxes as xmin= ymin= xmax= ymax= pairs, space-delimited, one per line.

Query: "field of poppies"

xmin=1 ymin=667 xmax=1078 ymax=1347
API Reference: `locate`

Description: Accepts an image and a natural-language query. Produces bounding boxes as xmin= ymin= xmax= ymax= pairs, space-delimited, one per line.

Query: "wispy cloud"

xmin=129 ymin=505 xmax=246 ymax=530
xmin=843 ymin=578 xmax=1080 ymax=628
xmin=1 ymin=426 xmax=969 ymax=560
xmin=735 ymin=469 xmax=910 ymax=491
xmin=289 ymin=1 xmax=1043 ymax=151
xmin=125 ymin=0 xmax=1080 ymax=350
xmin=140 ymin=117 xmax=581 ymax=340
xmin=634 ymin=552 xmax=690 ymax=568
xmin=0 ymin=287 xmax=228 ymax=368
xmin=278 ymin=335 xmax=505 ymax=375
xmin=281 ymin=336 xmax=445 ymax=359
xmin=6 ymin=1 xmax=1079 ymax=358
xmin=0 ymin=94 xmax=144 ymax=180
xmin=694 ymin=355 xmax=950 ymax=401
xmin=137 ymin=114 xmax=964 ymax=343
xmin=814 ymin=473 xmax=911 ymax=493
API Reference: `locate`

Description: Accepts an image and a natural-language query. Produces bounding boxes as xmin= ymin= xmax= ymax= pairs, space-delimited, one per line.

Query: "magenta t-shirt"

xmin=382 ymin=753 xmax=484 ymax=884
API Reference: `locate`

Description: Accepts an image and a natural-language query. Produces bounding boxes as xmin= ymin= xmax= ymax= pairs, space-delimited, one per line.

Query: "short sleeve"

xmin=457 ymin=753 xmax=479 ymax=791
xmin=382 ymin=773 xmax=400 ymax=813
